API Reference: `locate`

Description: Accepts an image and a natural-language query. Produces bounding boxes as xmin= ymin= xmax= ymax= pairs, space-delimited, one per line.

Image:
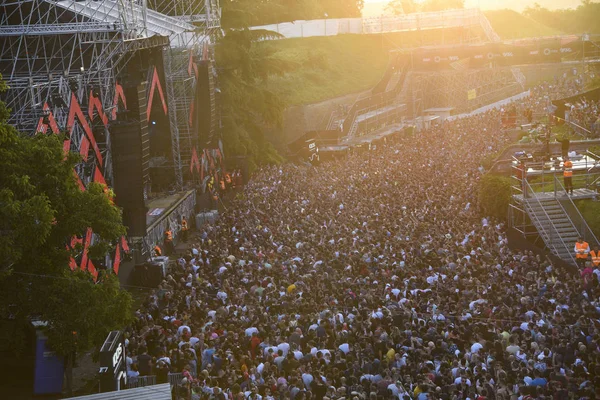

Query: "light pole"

xmin=324 ymin=13 xmax=328 ymax=36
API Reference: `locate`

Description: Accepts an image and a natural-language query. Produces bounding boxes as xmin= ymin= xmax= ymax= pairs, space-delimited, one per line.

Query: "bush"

xmin=478 ymin=174 xmax=513 ymax=220
xmin=574 ymin=200 xmax=600 ymax=238
xmin=481 ymin=151 xmax=500 ymax=170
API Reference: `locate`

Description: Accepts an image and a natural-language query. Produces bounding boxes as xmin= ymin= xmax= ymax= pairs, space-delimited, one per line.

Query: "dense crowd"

xmin=123 ymin=81 xmax=600 ymax=400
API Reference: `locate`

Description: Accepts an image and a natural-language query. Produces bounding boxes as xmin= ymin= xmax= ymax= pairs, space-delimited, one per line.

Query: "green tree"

xmin=0 ymin=75 xmax=132 ymax=395
xmin=221 ymin=0 xmax=363 ymax=26
xmin=477 ymin=174 xmax=513 ymax=220
xmin=523 ymin=1 xmax=600 ymax=35
xmin=421 ymin=0 xmax=464 ymax=12
xmin=386 ymin=0 xmax=417 ymax=14
xmin=218 ymin=4 xmax=299 ymax=169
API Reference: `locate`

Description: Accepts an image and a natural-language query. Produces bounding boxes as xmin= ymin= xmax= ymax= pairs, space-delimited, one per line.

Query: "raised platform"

xmin=513 ymin=188 xmax=598 ymax=203
xmin=134 ymin=190 xmax=196 ymax=261
xmin=341 ymin=123 xmax=404 ymax=146
xmin=68 ymin=383 xmax=171 ymax=400
xmin=146 ymin=190 xmax=195 ymax=228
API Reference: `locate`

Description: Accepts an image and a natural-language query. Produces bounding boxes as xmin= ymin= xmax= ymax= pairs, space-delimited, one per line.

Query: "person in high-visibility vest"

xmin=563 ymin=157 xmax=573 ymax=195
xmin=181 ymin=216 xmax=188 ymax=242
xmin=590 ymin=245 xmax=600 ymax=267
xmin=574 ymin=237 xmax=590 ymax=268
xmin=154 ymin=245 xmax=162 ymax=257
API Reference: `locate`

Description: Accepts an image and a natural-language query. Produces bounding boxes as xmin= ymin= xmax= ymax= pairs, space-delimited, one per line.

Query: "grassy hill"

xmin=260 ymin=27 xmax=471 ymax=105
xmin=256 ymin=10 xmax=563 ymax=106
xmin=484 ymin=9 xmax=562 ymax=39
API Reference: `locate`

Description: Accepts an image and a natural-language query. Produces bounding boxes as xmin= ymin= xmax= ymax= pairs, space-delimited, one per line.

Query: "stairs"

xmin=385 ymin=69 xmax=404 ymax=93
xmin=523 ymin=198 xmax=578 ymax=264
xmin=207 ymin=61 xmax=218 ymax=142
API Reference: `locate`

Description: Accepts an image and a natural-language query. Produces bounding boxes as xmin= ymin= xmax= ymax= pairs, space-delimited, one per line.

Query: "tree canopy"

xmin=386 ymin=0 xmax=464 ymax=15
xmin=524 ymin=1 xmax=600 ymax=34
xmin=0 ymin=75 xmax=132 ymax=394
xmin=221 ymin=0 xmax=364 ymax=28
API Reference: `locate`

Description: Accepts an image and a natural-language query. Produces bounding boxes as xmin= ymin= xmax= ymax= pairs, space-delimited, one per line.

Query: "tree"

xmin=218 ymin=4 xmax=298 ymax=170
xmin=477 ymin=174 xmax=513 ymax=220
xmin=386 ymin=0 xmax=417 ymax=15
xmin=0 ymin=74 xmax=132 ymax=396
xmin=421 ymin=0 xmax=464 ymax=12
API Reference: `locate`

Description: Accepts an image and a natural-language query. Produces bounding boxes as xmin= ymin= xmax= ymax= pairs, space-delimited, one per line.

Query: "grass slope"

xmin=259 ymin=11 xmax=560 ymax=106
xmin=484 ymin=9 xmax=562 ymax=39
xmin=260 ymin=28 xmax=468 ymax=105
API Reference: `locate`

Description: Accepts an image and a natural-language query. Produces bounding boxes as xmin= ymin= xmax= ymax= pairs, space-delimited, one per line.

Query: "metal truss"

xmin=1 ymin=0 xmax=221 ymax=192
xmin=408 ymin=67 xmax=522 ymax=115
xmin=153 ymin=0 xmax=221 ymax=189
xmin=0 ymin=0 xmax=155 ymax=189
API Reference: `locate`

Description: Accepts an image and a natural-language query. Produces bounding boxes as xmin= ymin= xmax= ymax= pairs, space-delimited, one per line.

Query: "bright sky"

xmin=362 ymin=0 xmax=583 ymax=13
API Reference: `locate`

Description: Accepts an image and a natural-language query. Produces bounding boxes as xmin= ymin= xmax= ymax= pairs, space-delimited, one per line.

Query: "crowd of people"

xmin=122 ymin=80 xmax=600 ymax=400
xmin=565 ymin=99 xmax=600 ymax=137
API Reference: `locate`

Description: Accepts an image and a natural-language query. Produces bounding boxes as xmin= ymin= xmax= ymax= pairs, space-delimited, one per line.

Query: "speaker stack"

xmin=110 ymin=81 xmax=151 ymax=237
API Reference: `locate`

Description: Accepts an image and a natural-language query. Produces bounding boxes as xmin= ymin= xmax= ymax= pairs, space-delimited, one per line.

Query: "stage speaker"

xmin=111 ymin=121 xmax=147 ymax=236
xmin=110 ymin=82 xmax=150 ymax=237
xmin=131 ymin=263 xmax=162 ymax=288
xmin=194 ymin=61 xmax=214 ymax=144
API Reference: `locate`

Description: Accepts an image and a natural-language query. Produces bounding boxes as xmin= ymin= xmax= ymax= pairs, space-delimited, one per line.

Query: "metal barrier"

xmin=168 ymin=372 xmax=184 ymax=386
xmin=127 ymin=375 xmax=156 ymax=389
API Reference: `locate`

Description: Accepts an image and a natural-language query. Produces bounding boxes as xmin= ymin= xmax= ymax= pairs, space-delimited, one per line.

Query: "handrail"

xmin=522 ymin=179 xmax=575 ymax=264
xmin=553 ymin=175 xmax=600 ymax=249
xmin=564 ymin=118 xmax=592 ymax=137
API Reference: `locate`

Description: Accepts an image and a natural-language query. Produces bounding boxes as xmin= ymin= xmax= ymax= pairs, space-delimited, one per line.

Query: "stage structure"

xmin=0 ymin=0 xmax=222 ymax=271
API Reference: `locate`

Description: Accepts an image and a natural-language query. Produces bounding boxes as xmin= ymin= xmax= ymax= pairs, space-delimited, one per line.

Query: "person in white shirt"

xmin=277 ymin=342 xmax=290 ymax=356
xmin=301 ymin=368 xmax=314 ymax=389
xmin=245 ymin=327 xmax=259 ymax=337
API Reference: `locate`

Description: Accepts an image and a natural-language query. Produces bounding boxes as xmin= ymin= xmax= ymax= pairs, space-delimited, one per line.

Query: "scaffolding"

xmin=0 ymin=0 xmax=220 ymax=189
xmin=149 ymin=0 xmax=221 ymax=189
xmin=406 ymin=67 xmax=523 ymax=117
xmin=0 ymin=0 xmax=165 ymax=186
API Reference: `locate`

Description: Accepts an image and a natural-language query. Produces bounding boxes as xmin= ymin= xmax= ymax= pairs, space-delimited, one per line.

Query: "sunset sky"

xmin=362 ymin=0 xmax=585 ymax=14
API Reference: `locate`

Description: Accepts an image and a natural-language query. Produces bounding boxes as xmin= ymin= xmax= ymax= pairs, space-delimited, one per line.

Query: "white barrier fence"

xmin=251 ymin=8 xmax=491 ymax=40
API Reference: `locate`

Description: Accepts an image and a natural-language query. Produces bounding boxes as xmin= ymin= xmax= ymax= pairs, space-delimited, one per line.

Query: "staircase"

xmin=385 ymin=69 xmax=404 ymax=93
xmin=511 ymin=174 xmax=600 ymax=266
xmin=207 ymin=61 xmax=218 ymax=142
xmin=523 ymin=197 xmax=578 ymax=264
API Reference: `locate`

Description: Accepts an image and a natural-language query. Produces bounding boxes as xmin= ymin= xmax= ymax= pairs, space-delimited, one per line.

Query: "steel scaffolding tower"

xmin=148 ymin=0 xmax=221 ymax=189
xmin=0 ymin=0 xmax=220 ymax=190
xmin=0 ymin=0 xmax=159 ymax=186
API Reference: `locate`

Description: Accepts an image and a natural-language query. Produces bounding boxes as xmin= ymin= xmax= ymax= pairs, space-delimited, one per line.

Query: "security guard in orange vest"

xmin=563 ymin=157 xmax=573 ymax=195
xmin=590 ymin=245 xmax=600 ymax=267
xmin=181 ymin=216 xmax=188 ymax=242
xmin=574 ymin=237 xmax=590 ymax=268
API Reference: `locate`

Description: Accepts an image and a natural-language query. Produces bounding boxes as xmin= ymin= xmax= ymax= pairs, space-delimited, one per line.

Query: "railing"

xmin=340 ymin=63 xmax=408 ymax=137
xmin=513 ymin=157 xmax=600 ymax=195
xmin=168 ymin=372 xmax=184 ymax=386
xmin=0 ymin=22 xmax=123 ymax=35
xmin=564 ymin=118 xmax=593 ymax=138
xmin=127 ymin=375 xmax=156 ymax=389
xmin=522 ymin=179 xmax=574 ymax=262
xmin=553 ymin=175 xmax=600 ymax=248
